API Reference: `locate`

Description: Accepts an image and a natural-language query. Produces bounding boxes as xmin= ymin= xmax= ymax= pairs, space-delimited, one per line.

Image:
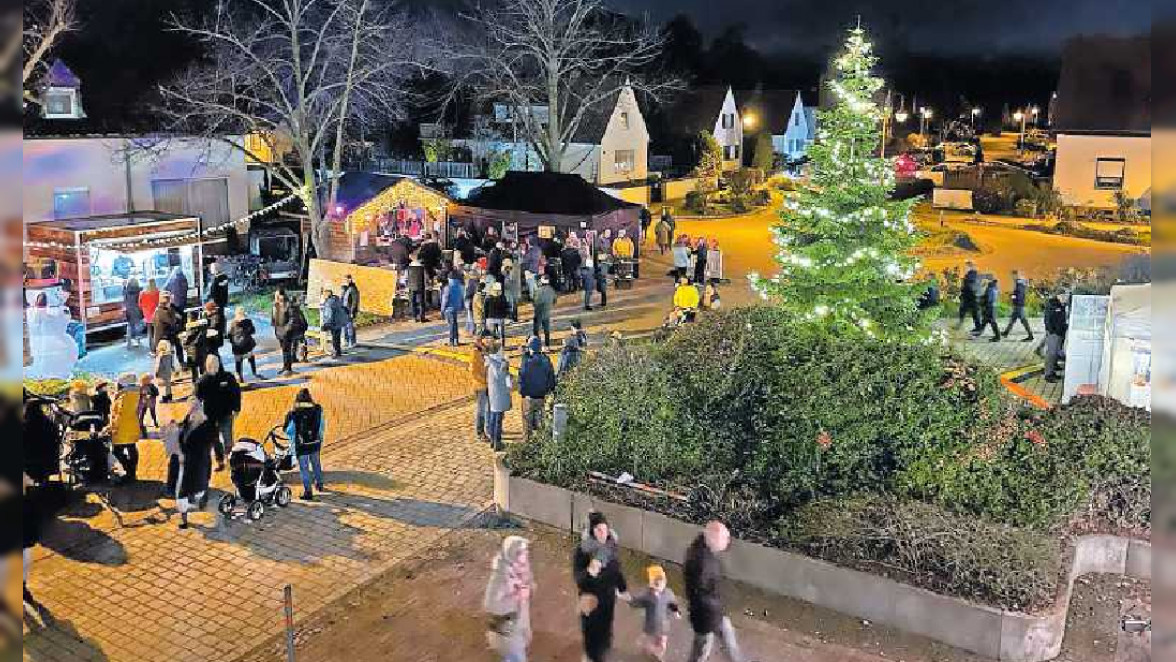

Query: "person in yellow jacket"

xmin=673 ymin=278 xmax=701 ymax=310
xmin=470 ymin=332 xmax=491 ymax=443
xmin=107 ymin=373 xmax=142 ymax=482
xmin=611 ymin=230 xmax=635 ymax=260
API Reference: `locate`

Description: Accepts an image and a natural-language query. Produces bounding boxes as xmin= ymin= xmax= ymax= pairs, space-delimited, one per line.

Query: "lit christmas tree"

xmin=752 ymin=24 xmax=933 ymax=341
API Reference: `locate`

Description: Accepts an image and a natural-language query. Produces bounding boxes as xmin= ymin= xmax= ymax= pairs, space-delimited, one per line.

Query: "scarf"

xmin=579 ymin=529 xmax=618 ymax=567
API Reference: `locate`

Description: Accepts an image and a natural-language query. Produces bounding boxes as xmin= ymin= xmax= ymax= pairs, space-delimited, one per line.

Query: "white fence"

xmin=371 ymin=159 xmax=478 ymax=179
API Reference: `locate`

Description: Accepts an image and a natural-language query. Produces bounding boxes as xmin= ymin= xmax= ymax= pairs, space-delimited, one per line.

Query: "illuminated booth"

xmin=329 ymin=172 xmax=452 ymax=265
xmin=25 ymin=212 xmax=204 ymax=333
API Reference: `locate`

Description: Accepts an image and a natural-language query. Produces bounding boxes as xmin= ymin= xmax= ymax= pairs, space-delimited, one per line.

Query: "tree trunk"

xmin=545 ymin=64 xmax=561 ymax=172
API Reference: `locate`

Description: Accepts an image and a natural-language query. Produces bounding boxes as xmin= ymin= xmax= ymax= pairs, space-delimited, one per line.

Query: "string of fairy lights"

xmin=23 ymin=193 xmax=301 ymax=252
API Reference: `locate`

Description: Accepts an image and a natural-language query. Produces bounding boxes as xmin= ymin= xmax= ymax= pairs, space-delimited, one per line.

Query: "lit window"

xmin=53 ymin=187 xmax=90 ymax=219
xmin=45 ymin=92 xmax=74 ymax=117
xmin=614 ymin=149 xmax=635 ymax=172
xmin=1094 ymin=157 xmax=1125 ymax=189
xmin=620 ymin=112 xmax=629 ymax=130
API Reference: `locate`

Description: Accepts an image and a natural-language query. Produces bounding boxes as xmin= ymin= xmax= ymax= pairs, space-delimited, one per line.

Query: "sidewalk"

xmin=939 ymin=318 xmax=1063 ymax=405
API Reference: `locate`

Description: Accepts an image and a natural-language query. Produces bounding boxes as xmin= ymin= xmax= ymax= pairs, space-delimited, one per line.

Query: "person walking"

xmin=672 ymin=237 xmax=692 ymax=282
xmin=341 ymin=274 xmax=361 ymax=349
xmin=407 ymin=254 xmax=429 ymax=323
xmin=284 ymin=388 xmax=327 ymax=501
xmin=628 ymin=565 xmax=681 ymax=662
xmin=228 ymin=307 xmax=260 ymax=381
xmin=123 ymin=277 xmax=144 ymax=348
xmin=204 ymin=262 xmax=230 ymax=312
xmin=973 ymin=276 xmax=1001 ymax=342
xmin=441 ymin=270 xmax=466 ymax=346
xmin=154 ymin=339 xmax=179 ymax=403
xmin=557 ymin=320 xmax=587 ymax=377
xmin=419 ymin=232 xmax=444 ymax=281
xmin=176 ymin=401 xmax=215 ymax=529
xmin=485 ymin=282 xmax=510 ymax=344
xmin=573 ymin=512 xmax=630 ymax=662
xmin=165 ymin=266 xmax=189 ymax=313
xmin=531 ymin=276 xmax=557 ymax=347
xmin=483 ymin=536 xmax=536 ymax=662
xmin=200 ymin=300 xmax=227 ymax=366
xmin=471 ymin=333 xmax=492 ymax=443
xmin=195 ymin=354 xmax=241 ymax=472
xmin=518 ymin=337 xmax=556 ymax=441
xmin=1003 ymin=270 xmax=1034 ymax=342
xmin=685 ymin=521 xmax=755 ymax=662
xmin=581 ymin=259 xmax=597 ymax=311
xmin=153 ymin=291 xmax=184 ymax=366
xmin=1043 ymin=291 xmax=1069 ymax=383
xmin=485 ymin=340 xmax=513 ymax=451
xmin=654 ymin=217 xmax=671 ymax=255
xmin=107 ymin=374 xmax=142 ymax=482
xmin=181 ymin=310 xmax=210 ymax=384
xmin=522 ymin=240 xmax=543 ymax=301
xmin=503 ymin=260 xmax=522 ymax=323
xmin=561 ymin=243 xmax=583 ymax=293
xmin=594 ymin=260 xmax=609 ymax=308
xmin=957 ymin=261 xmax=982 ymax=332
xmin=137 ymin=373 xmax=159 ymax=436
xmin=272 ymin=290 xmax=295 ymax=375
xmin=320 ymin=289 xmax=348 ymax=358
xmin=139 ymin=279 xmax=161 ymax=353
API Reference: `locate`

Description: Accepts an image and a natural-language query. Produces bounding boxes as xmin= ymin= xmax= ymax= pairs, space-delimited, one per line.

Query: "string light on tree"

xmin=751 ymin=22 xmax=935 ymax=341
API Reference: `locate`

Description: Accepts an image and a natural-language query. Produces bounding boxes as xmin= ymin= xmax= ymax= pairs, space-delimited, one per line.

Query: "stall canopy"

xmin=326 ymin=172 xmax=452 ymax=263
xmin=451 ymin=171 xmax=641 ymax=241
xmin=1098 ymin=283 xmax=1150 ymax=409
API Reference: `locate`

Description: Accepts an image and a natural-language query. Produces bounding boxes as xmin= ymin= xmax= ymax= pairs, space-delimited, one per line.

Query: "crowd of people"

xmin=956 ymin=260 xmax=1070 ymax=382
xmin=482 ymin=518 xmax=757 ymax=662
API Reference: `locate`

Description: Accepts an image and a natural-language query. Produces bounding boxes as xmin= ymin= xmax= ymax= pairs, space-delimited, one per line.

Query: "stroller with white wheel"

xmin=218 ymin=425 xmax=295 ymax=521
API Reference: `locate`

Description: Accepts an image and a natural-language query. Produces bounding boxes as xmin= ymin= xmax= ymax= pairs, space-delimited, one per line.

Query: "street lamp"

xmin=1030 ymin=106 xmax=1040 ymax=126
xmin=1013 ymin=109 xmax=1027 ymax=154
xmin=970 ymin=107 xmax=981 ymax=130
xmin=895 ymin=108 xmax=909 ymax=123
xmin=919 ymin=107 xmax=932 ymax=141
xmin=742 ymin=114 xmax=756 ymax=129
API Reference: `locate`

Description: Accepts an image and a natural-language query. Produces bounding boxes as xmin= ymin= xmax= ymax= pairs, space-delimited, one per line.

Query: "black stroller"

xmin=218 ymin=425 xmax=294 ymax=521
xmin=61 ymin=409 xmax=111 ymax=486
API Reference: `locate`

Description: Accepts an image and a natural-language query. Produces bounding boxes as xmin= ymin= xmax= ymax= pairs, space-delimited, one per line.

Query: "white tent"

xmin=1098 ymin=284 xmax=1151 ymax=409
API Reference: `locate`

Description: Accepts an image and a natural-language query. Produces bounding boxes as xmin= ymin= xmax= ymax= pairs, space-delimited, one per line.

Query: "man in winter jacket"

xmin=284 ymin=388 xmax=327 ymax=500
xmin=406 ymin=256 xmax=429 ymax=323
xmin=165 ymin=266 xmax=189 ymax=313
xmin=1002 ymin=270 xmax=1034 ymax=341
xmin=957 ymin=261 xmax=982 ymax=332
xmin=972 ymin=277 xmax=1001 ymax=342
xmin=440 ymin=271 xmax=466 ymax=346
xmin=1043 ymin=292 xmax=1069 ymax=383
xmin=204 ymin=262 xmax=230 ymax=311
xmin=341 ymin=275 xmax=361 ymax=348
xmin=518 ymin=336 xmax=556 ymax=441
xmin=319 ymin=290 xmax=348 ymax=357
xmin=470 ymin=333 xmax=491 ymax=441
xmin=195 ymin=355 xmax=241 ymax=471
xmin=419 ymin=232 xmax=444 ymax=280
xmin=581 ymin=260 xmax=597 ymax=311
xmin=532 ymin=277 xmax=558 ymax=347
xmin=153 ymin=292 xmax=185 ymax=365
xmin=684 ymin=522 xmax=752 ymax=662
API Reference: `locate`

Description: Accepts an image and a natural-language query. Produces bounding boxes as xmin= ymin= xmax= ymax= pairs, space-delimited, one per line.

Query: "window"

xmin=721 ymin=113 xmax=735 ymax=129
xmin=794 ymin=114 xmax=801 ymax=128
xmin=614 ymin=149 xmax=635 ymax=173
xmin=1094 ymin=158 xmax=1126 ymax=190
xmin=53 ymin=187 xmax=90 ymax=219
xmin=724 ymin=145 xmax=740 ymax=160
xmin=45 ymin=91 xmax=74 ymax=117
xmin=619 ymin=112 xmax=630 ymax=130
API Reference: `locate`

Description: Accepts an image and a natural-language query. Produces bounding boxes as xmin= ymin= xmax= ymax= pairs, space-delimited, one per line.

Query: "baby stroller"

xmin=61 ymin=409 xmax=111 ymax=486
xmin=218 ymin=425 xmax=294 ymax=521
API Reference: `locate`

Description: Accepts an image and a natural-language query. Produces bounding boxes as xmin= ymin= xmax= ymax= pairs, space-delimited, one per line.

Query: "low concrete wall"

xmin=495 ymin=470 xmax=1151 ymax=662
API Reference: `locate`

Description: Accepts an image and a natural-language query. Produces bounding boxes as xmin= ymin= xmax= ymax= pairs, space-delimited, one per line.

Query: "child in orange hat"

xmin=628 ymin=564 xmax=680 ymax=660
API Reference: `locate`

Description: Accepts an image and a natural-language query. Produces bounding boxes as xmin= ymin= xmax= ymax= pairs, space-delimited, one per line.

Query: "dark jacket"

xmin=389 ymin=239 xmax=411 ymax=269
xmin=406 ymin=263 xmax=427 ymax=293
xmin=202 ymin=309 xmax=226 ymax=350
xmin=453 ymin=234 xmax=477 ymax=265
xmin=195 ymin=369 xmax=242 ymax=420
xmin=165 ymin=270 xmax=189 ymax=311
xmin=153 ymin=305 xmax=182 ymax=341
xmin=485 ymin=293 xmax=510 ymax=320
xmin=1010 ymin=278 xmax=1028 ymax=308
xmin=229 ymin=318 xmax=257 ymax=355
xmin=341 ymin=283 xmax=361 ymax=318
xmin=519 ymin=351 xmax=557 ymax=398
xmin=533 ymin=284 xmax=557 ymax=320
xmin=285 ymin=402 xmax=325 ymax=456
xmin=1045 ymin=298 xmax=1069 ymax=336
xmin=182 ymin=319 xmax=209 ymax=366
xmin=487 ymin=247 xmax=505 ymax=278
xmin=983 ymin=281 xmax=999 ymax=309
xmin=123 ymin=281 xmax=143 ymax=325
xmin=205 ymin=273 xmax=230 ymax=310
xmin=961 ymin=268 xmax=979 ymax=302
xmin=683 ymin=534 xmax=724 ymax=634
xmin=572 ymin=531 xmax=628 ymax=653
xmin=419 ymin=241 xmax=443 ymax=276
xmin=561 ymin=247 xmax=582 ymax=276
xmin=178 ymin=412 xmax=216 ymax=499
xmin=320 ymin=294 xmax=348 ymax=330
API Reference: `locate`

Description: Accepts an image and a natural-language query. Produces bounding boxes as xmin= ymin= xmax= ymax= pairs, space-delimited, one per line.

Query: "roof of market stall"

xmin=334 ymin=172 xmax=452 ymax=234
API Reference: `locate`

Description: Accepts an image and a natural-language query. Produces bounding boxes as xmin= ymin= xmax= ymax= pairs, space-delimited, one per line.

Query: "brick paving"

xmin=23 ymin=354 xmax=523 ymax=662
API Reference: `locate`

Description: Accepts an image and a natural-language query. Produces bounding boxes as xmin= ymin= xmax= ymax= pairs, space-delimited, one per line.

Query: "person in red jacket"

xmin=139 ymin=279 xmax=162 ymax=353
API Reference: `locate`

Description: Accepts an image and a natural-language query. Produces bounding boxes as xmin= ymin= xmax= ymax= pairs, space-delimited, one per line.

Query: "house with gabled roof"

xmin=669 ymin=85 xmax=818 ymax=169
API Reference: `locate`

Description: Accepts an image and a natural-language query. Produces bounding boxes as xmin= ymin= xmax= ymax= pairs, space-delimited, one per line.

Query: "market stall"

xmin=25 ymin=211 xmax=204 ymax=333
xmin=329 ymin=172 xmax=451 ymax=265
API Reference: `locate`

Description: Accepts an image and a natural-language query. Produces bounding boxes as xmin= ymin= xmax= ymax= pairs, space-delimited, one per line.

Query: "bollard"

xmin=284 ymin=584 xmax=296 ymax=662
xmin=552 ymin=403 xmax=568 ymax=442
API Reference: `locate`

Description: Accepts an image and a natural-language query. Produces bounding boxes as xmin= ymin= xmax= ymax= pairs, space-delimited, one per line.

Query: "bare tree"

xmin=454 ymin=0 xmax=676 ymax=173
xmin=20 ymin=0 xmax=77 ymax=102
xmin=159 ymin=0 xmax=429 ymax=259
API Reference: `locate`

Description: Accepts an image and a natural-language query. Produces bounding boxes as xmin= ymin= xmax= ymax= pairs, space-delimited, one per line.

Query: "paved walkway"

xmin=24 ymin=353 xmax=515 ymax=662
xmin=940 ymin=317 xmax=1063 ymax=404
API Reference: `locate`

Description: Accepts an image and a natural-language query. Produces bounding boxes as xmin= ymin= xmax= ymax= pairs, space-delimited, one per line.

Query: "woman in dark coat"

xmin=572 ymin=512 xmax=629 ymax=662
xmin=228 ymin=307 xmax=260 ymax=382
xmin=123 ymin=278 xmax=144 ymax=348
xmin=693 ymin=237 xmax=709 ymax=285
xmin=176 ymin=402 xmax=216 ymax=529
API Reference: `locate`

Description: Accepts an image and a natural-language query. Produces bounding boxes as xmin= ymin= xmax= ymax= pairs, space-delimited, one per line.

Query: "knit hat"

xmin=647 ymin=565 xmax=666 ymax=585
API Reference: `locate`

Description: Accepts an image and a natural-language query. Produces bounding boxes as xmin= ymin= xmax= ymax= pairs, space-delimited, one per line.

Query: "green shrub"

xmin=506 ymin=344 xmax=699 ymax=488
xmin=779 ymin=495 xmax=1063 ymax=612
xmin=684 ymin=190 xmax=708 ymax=214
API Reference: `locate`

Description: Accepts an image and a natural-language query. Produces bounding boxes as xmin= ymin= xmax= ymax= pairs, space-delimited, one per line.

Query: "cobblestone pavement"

xmin=24 ymin=354 xmax=521 ymax=662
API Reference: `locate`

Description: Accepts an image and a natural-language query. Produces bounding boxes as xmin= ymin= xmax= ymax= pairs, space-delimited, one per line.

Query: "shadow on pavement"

xmin=38 ymin=519 xmax=128 ymax=567
xmin=22 ymin=603 xmax=112 ymax=661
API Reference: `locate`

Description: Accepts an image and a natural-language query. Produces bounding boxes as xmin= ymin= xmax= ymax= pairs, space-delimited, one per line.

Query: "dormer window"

xmin=38 ymin=60 xmax=86 ymax=120
xmin=620 ymin=112 xmax=630 ymax=130
xmin=44 ymin=90 xmax=77 ymax=118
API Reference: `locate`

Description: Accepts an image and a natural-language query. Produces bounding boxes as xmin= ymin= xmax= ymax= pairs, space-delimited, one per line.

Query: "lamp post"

xmin=1013 ymin=109 xmax=1026 ymax=154
xmin=970 ymin=107 xmax=981 ymax=130
xmin=919 ymin=107 xmax=932 ymax=141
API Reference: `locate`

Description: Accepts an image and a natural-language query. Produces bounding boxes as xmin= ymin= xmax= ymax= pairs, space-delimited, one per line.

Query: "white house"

xmin=454 ymin=83 xmax=650 ymax=186
xmin=712 ymin=87 xmax=743 ymax=170
xmin=1051 ymin=35 xmax=1151 ymax=210
xmin=774 ymin=92 xmax=818 ymax=161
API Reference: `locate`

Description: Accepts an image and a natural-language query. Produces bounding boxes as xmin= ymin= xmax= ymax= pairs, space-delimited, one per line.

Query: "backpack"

xmin=289 ymin=306 xmax=309 ymax=336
